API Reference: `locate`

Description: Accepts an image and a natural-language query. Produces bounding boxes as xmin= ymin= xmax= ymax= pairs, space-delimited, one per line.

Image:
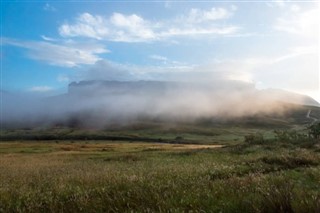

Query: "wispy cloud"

xmin=149 ymin=54 xmax=168 ymax=62
xmin=149 ymin=54 xmax=186 ymax=67
xmin=59 ymin=12 xmax=157 ymax=42
xmin=2 ymin=38 xmax=109 ymax=67
xmin=180 ymin=6 xmax=236 ymax=24
xmin=273 ymin=46 xmax=317 ymax=63
xmin=267 ymin=0 xmax=301 ymax=12
xmin=29 ymin=86 xmax=53 ymax=92
xmin=43 ymin=3 xmax=56 ymax=12
xmin=41 ymin=35 xmax=56 ymax=41
xmin=59 ymin=6 xmax=239 ymax=42
xmin=274 ymin=7 xmax=319 ymax=39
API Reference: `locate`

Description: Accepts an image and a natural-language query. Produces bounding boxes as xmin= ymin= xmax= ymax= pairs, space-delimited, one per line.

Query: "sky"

xmin=1 ymin=0 xmax=319 ymax=101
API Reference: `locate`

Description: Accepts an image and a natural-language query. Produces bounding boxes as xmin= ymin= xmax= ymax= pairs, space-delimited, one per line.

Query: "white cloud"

xmin=109 ymin=13 xmax=156 ymax=41
xmin=183 ymin=7 xmax=235 ymax=23
xmin=274 ymin=7 xmax=319 ymax=39
xmin=29 ymin=86 xmax=53 ymax=92
xmin=2 ymin=38 xmax=109 ymax=67
xmin=60 ymin=12 xmax=156 ymax=42
xmin=59 ymin=7 xmax=239 ymax=42
xmin=60 ymin=13 xmax=108 ymax=40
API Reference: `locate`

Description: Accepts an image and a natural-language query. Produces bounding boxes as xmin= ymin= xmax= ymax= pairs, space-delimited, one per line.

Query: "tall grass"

xmin=0 ymin=141 xmax=319 ymax=212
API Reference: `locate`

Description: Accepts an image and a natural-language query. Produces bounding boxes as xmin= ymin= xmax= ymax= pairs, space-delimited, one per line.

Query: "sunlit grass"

xmin=0 ymin=140 xmax=319 ymax=212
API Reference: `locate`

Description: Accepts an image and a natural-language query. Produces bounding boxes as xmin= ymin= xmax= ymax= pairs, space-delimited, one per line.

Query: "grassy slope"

xmin=1 ymin=103 xmax=318 ymax=143
xmin=0 ymin=105 xmax=320 ymax=142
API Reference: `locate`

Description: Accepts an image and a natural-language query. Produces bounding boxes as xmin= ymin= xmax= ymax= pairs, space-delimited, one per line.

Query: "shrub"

xmin=274 ymin=130 xmax=308 ymax=142
xmin=244 ymin=133 xmax=264 ymax=144
xmin=308 ymin=123 xmax=320 ymax=139
xmin=260 ymin=154 xmax=318 ymax=169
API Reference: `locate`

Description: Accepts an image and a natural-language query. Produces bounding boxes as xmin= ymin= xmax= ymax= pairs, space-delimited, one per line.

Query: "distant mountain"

xmin=68 ymin=80 xmax=255 ymax=96
xmin=68 ymin=80 xmax=319 ymax=106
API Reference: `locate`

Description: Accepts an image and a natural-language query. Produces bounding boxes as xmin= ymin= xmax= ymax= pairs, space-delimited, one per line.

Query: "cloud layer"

xmin=2 ymin=38 xmax=108 ymax=67
xmin=3 ymin=80 xmax=309 ymax=129
xmin=59 ymin=6 xmax=239 ymax=42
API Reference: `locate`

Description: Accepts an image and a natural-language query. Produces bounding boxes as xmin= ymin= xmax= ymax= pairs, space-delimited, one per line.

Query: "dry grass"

xmin=0 ymin=141 xmax=319 ymax=212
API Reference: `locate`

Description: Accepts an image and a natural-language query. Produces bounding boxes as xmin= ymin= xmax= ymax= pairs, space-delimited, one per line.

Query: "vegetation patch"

xmin=260 ymin=154 xmax=319 ymax=169
xmin=103 ymin=154 xmax=144 ymax=162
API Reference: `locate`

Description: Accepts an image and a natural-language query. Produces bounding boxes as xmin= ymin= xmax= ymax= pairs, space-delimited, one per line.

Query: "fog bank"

xmin=1 ymin=80 xmax=318 ymax=129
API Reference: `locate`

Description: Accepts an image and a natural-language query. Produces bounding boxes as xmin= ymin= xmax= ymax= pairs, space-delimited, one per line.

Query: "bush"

xmin=274 ymin=130 xmax=308 ymax=142
xmin=308 ymin=123 xmax=320 ymax=139
xmin=244 ymin=133 xmax=264 ymax=144
xmin=260 ymin=154 xmax=318 ymax=169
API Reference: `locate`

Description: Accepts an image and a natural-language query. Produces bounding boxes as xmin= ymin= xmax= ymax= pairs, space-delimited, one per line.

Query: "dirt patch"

xmin=169 ymin=144 xmax=224 ymax=150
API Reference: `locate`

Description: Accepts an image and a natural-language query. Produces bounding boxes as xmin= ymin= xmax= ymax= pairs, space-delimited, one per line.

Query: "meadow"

xmin=1 ymin=106 xmax=320 ymax=212
xmin=1 ymin=125 xmax=319 ymax=212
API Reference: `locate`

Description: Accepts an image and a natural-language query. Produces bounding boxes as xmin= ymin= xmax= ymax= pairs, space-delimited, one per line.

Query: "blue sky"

xmin=1 ymin=1 xmax=319 ymax=100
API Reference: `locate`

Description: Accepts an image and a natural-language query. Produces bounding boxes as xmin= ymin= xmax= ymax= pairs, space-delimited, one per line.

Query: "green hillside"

xmin=1 ymin=104 xmax=319 ymax=145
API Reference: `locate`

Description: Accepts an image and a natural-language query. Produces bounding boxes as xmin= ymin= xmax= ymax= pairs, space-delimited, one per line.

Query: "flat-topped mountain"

xmin=68 ymin=80 xmax=255 ymax=96
xmin=68 ymin=80 xmax=318 ymax=106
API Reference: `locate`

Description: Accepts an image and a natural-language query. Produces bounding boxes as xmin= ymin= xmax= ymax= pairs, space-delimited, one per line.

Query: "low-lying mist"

xmin=1 ymin=80 xmax=316 ymax=129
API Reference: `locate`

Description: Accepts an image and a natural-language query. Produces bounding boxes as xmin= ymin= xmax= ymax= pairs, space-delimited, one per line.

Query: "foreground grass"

xmin=0 ymin=140 xmax=319 ymax=212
